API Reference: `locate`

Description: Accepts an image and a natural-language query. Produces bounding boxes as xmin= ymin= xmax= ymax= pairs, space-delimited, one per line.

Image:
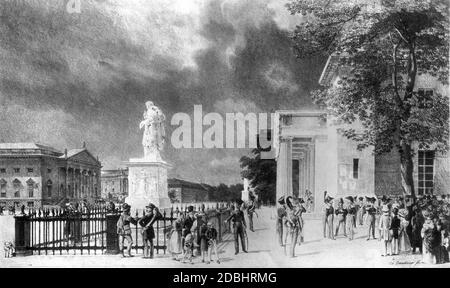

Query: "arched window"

xmin=75 ymin=184 xmax=78 ymax=198
xmin=47 ymin=180 xmax=53 ymax=197
xmin=60 ymin=184 xmax=65 ymax=198
xmin=0 ymin=179 xmax=6 ymax=198
xmin=68 ymin=185 xmax=71 ymax=198
xmin=13 ymin=179 xmax=21 ymax=198
xmin=26 ymin=179 xmax=34 ymax=198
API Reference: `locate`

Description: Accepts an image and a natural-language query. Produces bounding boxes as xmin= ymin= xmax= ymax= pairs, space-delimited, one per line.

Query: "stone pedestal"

xmin=125 ymin=159 xmax=171 ymax=212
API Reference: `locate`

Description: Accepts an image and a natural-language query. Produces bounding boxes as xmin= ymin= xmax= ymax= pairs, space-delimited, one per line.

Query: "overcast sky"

xmin=0 ymin=0 xmax=325 ymax=185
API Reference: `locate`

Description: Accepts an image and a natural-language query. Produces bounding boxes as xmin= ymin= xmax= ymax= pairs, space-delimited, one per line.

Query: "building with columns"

xmin=0 ymin=143 xmax=101 ymax=209
xmin=274 ymin=54 xmax=450 ymax=214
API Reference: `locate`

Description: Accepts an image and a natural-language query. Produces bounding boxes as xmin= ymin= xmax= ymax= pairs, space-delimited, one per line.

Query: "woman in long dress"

xmin=398 ymin=208 xmax=411 ymax=253
xmin=421 ymin=210 xmax=436 ymax=264
xmin=168 ymin=215 xmax=184 ymax=260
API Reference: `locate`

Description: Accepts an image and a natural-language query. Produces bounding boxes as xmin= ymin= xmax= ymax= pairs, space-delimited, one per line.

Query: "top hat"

xmin=345 ymin=196 xmax=354 ymax=203
xmin=278 ymin=196 xmax=286 ymax=205
xmin=187 ymin=205 xmax=194 ymax=212
xmin=146 ymin=203 xmax=156 ymax=209
xmin=122 ymin=203 xmax=131 ymax=210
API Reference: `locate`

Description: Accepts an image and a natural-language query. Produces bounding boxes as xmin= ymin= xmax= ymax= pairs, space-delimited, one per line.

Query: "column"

xmin=309 ymin=143 xmax=316 ymax=212
xmin=276 ymin=137 xmax=293 ymax=201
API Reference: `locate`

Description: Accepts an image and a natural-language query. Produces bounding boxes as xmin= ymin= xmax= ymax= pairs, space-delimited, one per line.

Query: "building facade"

xmin=101 ymin=169 xmax=128 ymax=202
xmin=274 ymin=55 xmax=450 ymax=213
xmin=100 ymin=168 xmax=209 ymax=204
xmin=0 ymin=143 xmax=102 ymax=209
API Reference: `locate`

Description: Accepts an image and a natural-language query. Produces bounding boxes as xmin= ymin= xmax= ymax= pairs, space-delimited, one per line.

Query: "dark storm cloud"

xmin=0 ymin=0 xmax=326 ymax=185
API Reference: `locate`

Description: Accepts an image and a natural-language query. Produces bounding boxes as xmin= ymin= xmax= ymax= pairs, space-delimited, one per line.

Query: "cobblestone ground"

xmin=1 ymin=207 xmax=449 ymax=267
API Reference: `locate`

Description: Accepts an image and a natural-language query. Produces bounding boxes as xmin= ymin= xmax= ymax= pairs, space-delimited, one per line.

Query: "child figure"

xmin=390 ymin=208 xmax=401 ymax=255
xmin=181 ymin=233 xmax=194 ymax=264
xmin=206 ymin=221 xmax=220 ymax=264
xmin=379 ymin=205 xmax=392 ymax=256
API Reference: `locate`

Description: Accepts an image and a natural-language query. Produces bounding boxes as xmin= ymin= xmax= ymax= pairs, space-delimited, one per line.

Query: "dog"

xmin=3 ymin=241 xmax=16 ymax=258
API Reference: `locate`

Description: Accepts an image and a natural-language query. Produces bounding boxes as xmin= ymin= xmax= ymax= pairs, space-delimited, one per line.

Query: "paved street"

xmin=1 ymin=206 xmax=449 ymax=268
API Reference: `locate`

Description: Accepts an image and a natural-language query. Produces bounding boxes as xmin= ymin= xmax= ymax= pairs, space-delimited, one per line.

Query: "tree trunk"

xmin=399 ymin=141 xmax=416 ymax=202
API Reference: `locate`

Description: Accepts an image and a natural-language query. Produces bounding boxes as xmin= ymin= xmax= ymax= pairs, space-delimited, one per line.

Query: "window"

xmin=417 ymin=88 xmax=433 ymax=108
xmin=27 ymin=202 xmax=34 ymax=208
xmin=0 ymin=179 xmax=6 ymax=198
xmin=27 ymin=168 xmax=33 ymax=173
xmin=47 ymin=180 xmax=53 ymax=197
xmin=353 ymin=158 xmax=359 ymax=179
xmin=13 ymin=179 xmax=21 ymax=198
xmin=14 ymin=168 xmax=20 ymax=173
xmin=26 ymin=179 xmax=34 ymax=198
xmin=418 ymin=151 xmax=434 ymax=195
xmin=0 ymin=168 xmax=6 ymax=173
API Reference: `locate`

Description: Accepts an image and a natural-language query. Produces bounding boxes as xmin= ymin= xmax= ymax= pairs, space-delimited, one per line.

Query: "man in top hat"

xmin=365 ymin=197 xmax=377 ymax=240
xmin=277 ymin=196 xmax=288 ymax=246
xmin=182 ymin=205 xmax=196 ymax=257
xmin=323 ymin=191 xmax=335 ymax=240
xmin=138 ymin=203 xmax=162 ymax=259
xmin=226 ymin=203 xmax=248 ymax=254
xmin=345 ymin=196 xmax=357 ymax=240
xmin=117 ymin=203 xmax=138 ymax=257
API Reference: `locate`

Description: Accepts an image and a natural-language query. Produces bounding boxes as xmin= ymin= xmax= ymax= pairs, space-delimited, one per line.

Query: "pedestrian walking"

xmin=206 ymin=221 xmax=220 ymax=264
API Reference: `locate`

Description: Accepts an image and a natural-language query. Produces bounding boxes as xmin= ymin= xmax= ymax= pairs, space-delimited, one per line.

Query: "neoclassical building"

xmin=0 ymin=143 xmax=102 ymax=209
xmin=274 ymin=56 xmax=450 ymax=214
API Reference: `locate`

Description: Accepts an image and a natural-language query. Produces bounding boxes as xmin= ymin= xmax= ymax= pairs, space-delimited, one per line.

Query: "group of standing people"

xmin=321 ymin=191 xmax=450 ymax=265
xmin=166 ymin=205 xmax=220 ymax=264
xmin=377 ymin=194 xmax=450 ymax=264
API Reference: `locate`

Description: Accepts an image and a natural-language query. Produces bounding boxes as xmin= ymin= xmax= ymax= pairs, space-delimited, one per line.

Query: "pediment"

xmin=67 ymin=150 xmax=100 ymax=166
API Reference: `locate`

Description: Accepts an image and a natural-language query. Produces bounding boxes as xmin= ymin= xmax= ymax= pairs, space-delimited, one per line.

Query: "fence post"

xmin=14 ymin=214 xmax=32 ymax=256
xmin=105 ymin=213 xmax=120 ymax=255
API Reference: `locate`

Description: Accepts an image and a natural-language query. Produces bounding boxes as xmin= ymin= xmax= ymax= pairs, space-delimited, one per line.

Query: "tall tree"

xmin=287 ymin=0 xmax=449 ymax=200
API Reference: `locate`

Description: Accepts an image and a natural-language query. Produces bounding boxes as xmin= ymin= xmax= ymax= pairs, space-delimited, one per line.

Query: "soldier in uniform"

xmin=277 ymin=196 xmax=287 ymax=246
xmin=117 ymin=203 xmax=138 ymax=257
xmin=226 ymin=204 xmax=248 ymax=255
xmin=345 ymin=196 xmax=357 ymax=240
xmin=323 ymin=192 xmax=335 ymax=240
xmin=247 ymin=196 xmax=256 ymax=232
xmin=284 ymin=196 xmax=302 ymax=257
xmin=335 ymin=198 xmax=347 ymax=238
xmin=365 ymin=197 xmax=377 ymax=240
xmin=138 ymin=203 xmax=162 ymax=259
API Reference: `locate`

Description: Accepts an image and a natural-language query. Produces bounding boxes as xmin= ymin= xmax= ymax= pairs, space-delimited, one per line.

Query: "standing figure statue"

xmin=139 ymin=101 xmax=166 ymax=161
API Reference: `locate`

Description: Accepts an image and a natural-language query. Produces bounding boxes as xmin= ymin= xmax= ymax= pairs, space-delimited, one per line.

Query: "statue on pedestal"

xmin=139 ymin=101 xmax=166 ymax=162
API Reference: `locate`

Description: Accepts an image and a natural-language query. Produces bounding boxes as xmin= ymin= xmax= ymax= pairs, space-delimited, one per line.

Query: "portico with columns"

xmin=274 ymin=111 xmax=352 ymax=214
